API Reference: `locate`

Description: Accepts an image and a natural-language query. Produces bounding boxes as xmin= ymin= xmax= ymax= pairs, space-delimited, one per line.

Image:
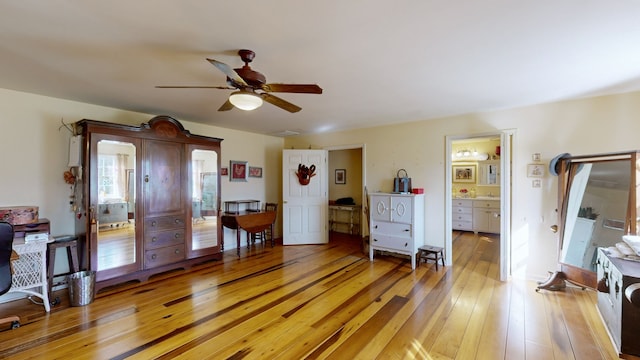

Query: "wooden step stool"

xmin=417 ymin=245 xmax=445 ymax=270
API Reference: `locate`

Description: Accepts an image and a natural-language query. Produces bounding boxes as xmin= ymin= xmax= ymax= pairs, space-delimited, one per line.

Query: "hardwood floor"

xmin=0 ymin=231 xmax=619 ymax=359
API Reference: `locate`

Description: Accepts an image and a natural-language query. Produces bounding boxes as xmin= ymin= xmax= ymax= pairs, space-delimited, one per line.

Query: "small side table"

xmin=418 ymin=245 xmax=445 ymax=270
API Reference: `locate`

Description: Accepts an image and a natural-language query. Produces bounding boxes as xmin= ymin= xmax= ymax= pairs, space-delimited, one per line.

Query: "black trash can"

xmin=67 ymin=271 xmax=96 ymax=306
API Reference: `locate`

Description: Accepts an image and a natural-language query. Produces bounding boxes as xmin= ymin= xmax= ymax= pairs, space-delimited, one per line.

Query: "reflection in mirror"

xmin=192 ymin=149 xmax=218 ymax=250
xmin=561 ymin=160 xmax=630 ymax=272
xmin=97 ymin=140 xmax=136 ymax=271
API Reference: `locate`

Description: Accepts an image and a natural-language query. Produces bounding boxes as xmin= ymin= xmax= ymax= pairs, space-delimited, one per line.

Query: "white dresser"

xmin=369 ymin=193 xmax=425 ymax=270
xmin=452 ymin=199 xmax=473 ymax=231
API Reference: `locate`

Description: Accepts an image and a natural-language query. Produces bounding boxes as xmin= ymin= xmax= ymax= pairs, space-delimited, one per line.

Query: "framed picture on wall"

xmin=220 ymin=167 xmax=228 ymax=176
xmin=453 ymin=165 xmax=476 ymax=183
xmin=527 ymin=163 xmax=545 ymax=178
xmin=335 ymin=169 xmax=346 ymax=184
xmin=249 ymin=166 xmax=262 ymax=178
xmin=230 ymin=160 xmax=248 ymax=182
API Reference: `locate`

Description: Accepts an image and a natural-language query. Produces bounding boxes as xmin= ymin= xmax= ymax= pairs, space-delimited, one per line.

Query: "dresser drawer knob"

xmin=152 ymin=237 xmax=157 ymax=242
xmin=175 ymin=219 xmax=180 ymax=224
xmin=151 ymin=254 xmax=157 ymax=260
xmin=175 ymin=233 xmax=180 ymax=238
xmin=151 ymin=220 xmax=157 ymax=227
xmin=175 ymin=249 xmax=180 ymax=254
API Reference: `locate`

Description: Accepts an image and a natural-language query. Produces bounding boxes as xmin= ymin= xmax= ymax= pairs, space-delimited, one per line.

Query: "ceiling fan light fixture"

xmin=229 ymin=91 xmax=263 ymax=111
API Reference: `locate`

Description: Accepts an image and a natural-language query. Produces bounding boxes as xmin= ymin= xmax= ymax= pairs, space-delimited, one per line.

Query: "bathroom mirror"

xmin=558 ymin=151 xmax=639 ymax=287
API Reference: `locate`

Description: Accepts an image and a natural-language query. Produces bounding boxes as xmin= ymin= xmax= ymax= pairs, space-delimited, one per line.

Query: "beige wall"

xmin=0 ymin=88 xmax=283 ymax=252
xmin=284 ymin=90 xmax=640 ymax=281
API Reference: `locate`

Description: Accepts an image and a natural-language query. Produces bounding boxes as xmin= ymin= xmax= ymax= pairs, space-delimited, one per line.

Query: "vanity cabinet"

xmin=369 ymin=193 xmax=424 ymax=270
xmin=472 ymin=200 xmax=500 ymax=234
xmin=75 ymin=115 xmax=223 ymax=292
xmin=477 ymin=160 xmax=500 ymax=186
xmin=452 ymin=199 xmax=473 ymax=231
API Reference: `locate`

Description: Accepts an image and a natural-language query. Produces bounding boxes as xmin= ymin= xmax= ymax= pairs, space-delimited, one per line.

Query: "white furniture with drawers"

xmin=472 ymin=199 xmax=500 ymax=234
xmin=452 ymin=199 xmax=473 ymax=231
xmin=369 ymin=193 xmax=425 ymax=270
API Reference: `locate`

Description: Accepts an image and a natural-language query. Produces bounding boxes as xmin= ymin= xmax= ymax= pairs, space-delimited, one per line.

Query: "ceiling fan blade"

xmin=206 ymin=58 xmax=248 ymax=87
xmin=261 ymin=93 xmax=302 ymax=113
xmin=156 ymin=85 xmax=234 ymax=89
xmin=261 ymin=84 xmax=323 ymax=94
xmin=218 ymin=99 xmax=234 ymax=111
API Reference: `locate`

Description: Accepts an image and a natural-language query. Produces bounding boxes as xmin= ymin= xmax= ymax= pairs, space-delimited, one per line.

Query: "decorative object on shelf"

xmin=452 ymin=165 xmax=476 ymax=183
xmin=249 ymin=166 xmax=262 ymax=178
xmin=335 ymin=169 xmax=346 ymax=184
xmin=296 ymin=164 xmax=316 ymax=185
xmin=527 ymin=164 xmax=545 ymax=178
xmin=393 ymin=169 xmax=412 ymax=193
xmin=230 ymin=160 xmax=248 ymax=182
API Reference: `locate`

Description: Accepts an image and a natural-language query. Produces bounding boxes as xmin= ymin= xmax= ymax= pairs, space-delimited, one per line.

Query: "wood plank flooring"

xmin=0 ymin=231 xmax=619 ymax=359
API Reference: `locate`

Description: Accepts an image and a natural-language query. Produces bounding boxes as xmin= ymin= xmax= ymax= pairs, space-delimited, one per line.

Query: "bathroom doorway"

xmin=446 ymin=131 xmax=513 ymax=281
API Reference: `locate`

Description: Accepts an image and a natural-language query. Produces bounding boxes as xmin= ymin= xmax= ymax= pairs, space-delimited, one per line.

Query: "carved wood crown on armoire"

xmin=74 ymin=115 xmax=223 ymax=292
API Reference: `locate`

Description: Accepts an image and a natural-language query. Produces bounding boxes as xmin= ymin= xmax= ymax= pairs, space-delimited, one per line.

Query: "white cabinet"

xmin=452 ymin=199 xmax=473 ymax=231
xmin=472 ymin=200 xmax=500 ymax=233
xmin=477 ymin=161 xmax=500 ymax=185
xmin=562 ymin=217 xmax=595 ymax=268
xmin=369 ymin=193 xmax=425 ymax=270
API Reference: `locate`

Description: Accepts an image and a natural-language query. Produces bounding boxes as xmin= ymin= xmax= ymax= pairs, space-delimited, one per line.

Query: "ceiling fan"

xmin=156 ymin=49 xmax=322 ymax=113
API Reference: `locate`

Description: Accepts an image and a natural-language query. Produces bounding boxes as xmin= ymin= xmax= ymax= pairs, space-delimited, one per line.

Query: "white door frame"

xmin=445 ymin=130 xmax=514 ymax=281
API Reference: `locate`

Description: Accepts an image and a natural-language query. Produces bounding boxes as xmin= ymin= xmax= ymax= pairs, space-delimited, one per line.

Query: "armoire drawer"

xmin=370 ymin=234 xmax=412 ymax=252
xmin=144 ymin=229 xmax=185 ymax=250
xmin=370 ymin=221 xmax=412 ymax=238
xmin=144 ymin=244 xmax=185 ymax=269
xmin=145 ymin=216 xmax=185 ymax=232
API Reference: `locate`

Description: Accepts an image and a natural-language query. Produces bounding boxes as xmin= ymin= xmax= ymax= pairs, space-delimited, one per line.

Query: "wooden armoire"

xmin=75 ymin=115 xmax=222 ymax=292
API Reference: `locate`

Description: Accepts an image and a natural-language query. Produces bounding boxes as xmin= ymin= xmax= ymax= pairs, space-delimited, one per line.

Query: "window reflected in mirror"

xmin=96 ymin=139 xmax=137 ymax=271
xmin=192 ymin=149 xmax=218 ymax=250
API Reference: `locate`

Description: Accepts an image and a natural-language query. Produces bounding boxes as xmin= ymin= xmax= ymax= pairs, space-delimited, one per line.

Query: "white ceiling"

xmin=2 ymin=1 xmax=640 ymax=136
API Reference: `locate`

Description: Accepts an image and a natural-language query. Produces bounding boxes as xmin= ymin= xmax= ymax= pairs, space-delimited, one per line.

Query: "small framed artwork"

xmin=527 ymin=164 xmax=545 ymax=178
xmin=220 ymin=167 xmax=228 ymax=176
xmin=249 ymin=166 xmax=263 ymax=178
xmin=335 ymin=169 xmax=346 ymax=184
xmin=453 ymin=165 xmax=476 ymax=183
xmin=532 ymin=153 xmax=541 ymax=162
xmin=230 ymin=160 xmax=248 ymax=182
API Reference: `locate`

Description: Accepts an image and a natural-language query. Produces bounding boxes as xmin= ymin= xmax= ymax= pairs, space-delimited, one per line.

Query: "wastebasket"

xmin=67 ymin=270 xmax=96 ymax=306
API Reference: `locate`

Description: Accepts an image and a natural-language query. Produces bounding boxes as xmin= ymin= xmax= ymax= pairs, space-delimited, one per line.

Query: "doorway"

xmin=446 ymin=131 xmax=513 ymax=281
xmin=326 ymin=144 xmax=366 ymax=241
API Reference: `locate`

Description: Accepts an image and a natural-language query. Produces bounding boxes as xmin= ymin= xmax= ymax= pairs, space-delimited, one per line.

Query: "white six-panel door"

xmin=282 ymin=149 xmax=328 ymax=245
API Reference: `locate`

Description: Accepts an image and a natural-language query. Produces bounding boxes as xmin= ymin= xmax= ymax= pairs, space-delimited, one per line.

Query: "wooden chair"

xmin=252 ymin=203 xmax=278 ymax=247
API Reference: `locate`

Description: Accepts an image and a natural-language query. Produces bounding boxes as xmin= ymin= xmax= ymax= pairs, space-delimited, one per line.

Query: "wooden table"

xmin=221 ymin=211 xmax=277 ymax=257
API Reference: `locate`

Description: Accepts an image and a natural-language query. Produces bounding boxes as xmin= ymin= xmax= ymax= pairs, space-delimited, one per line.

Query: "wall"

xmin=284 ymin=90 xmax=640 ymax=281
xmin=0 ymin=88 xmax=283 ymax=262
